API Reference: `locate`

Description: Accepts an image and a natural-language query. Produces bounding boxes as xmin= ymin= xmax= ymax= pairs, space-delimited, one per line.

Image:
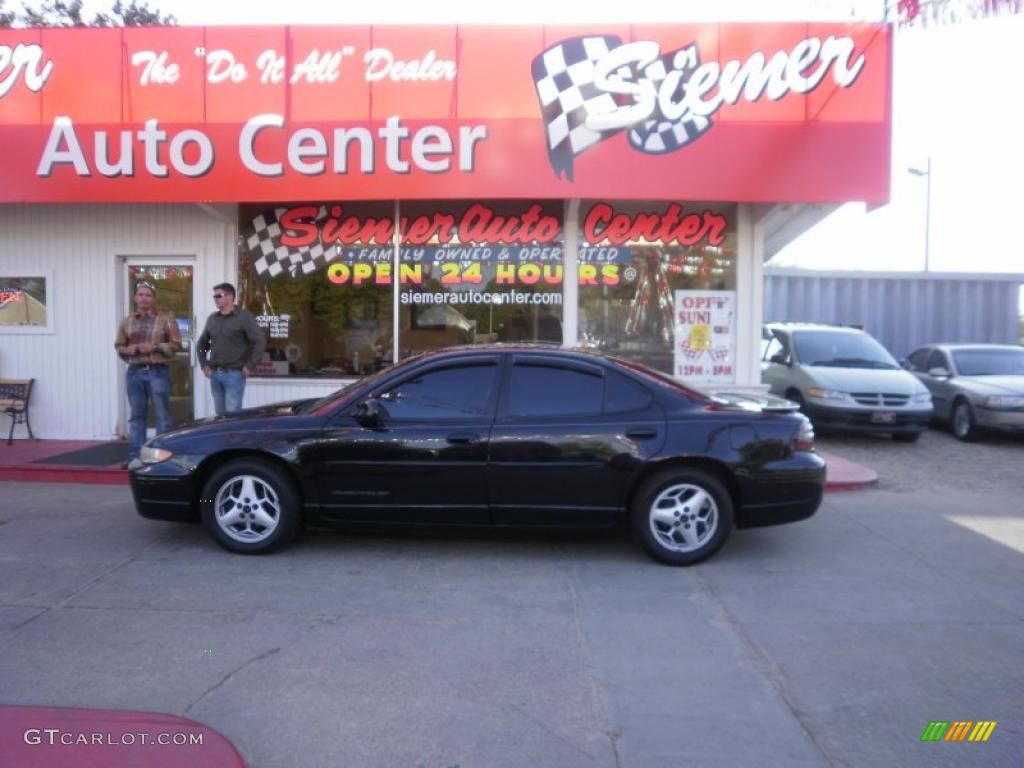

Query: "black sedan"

xmin=130 ymin=345 xmax=825 ymax=566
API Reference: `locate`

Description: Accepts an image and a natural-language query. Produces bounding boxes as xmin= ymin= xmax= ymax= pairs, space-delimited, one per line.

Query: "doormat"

xmin=32 ymin=442 xmax=129 ymax=467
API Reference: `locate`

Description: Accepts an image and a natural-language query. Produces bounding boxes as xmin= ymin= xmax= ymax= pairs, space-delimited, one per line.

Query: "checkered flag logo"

xmin=244 ymin=207 xmax=335 ymax=278
xmin=531 ymin=36 xmax=713 ymax=180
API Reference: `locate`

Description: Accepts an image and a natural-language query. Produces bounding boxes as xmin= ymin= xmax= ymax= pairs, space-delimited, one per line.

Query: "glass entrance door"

xmin=125 ymin=262 xmax=195 ymax=427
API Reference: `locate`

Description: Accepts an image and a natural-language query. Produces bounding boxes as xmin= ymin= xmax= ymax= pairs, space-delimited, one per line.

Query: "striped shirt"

xmin=115 ymin=310 xmax=180 ymax=365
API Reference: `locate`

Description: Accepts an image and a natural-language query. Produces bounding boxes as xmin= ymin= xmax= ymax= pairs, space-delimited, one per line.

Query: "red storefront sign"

xmin=0 ymin=23 xmax=891 ymax=204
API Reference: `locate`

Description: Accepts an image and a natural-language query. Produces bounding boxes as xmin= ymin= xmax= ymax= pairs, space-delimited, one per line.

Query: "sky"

xmin=73 ymin=0 xmax=1024 ymax=279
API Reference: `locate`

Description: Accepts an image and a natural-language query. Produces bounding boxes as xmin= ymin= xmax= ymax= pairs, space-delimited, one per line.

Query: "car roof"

xmin=934 ymin=343 xmax=1024 ymax=352
xmin=765 ymin=322 xmax=866 ymax=335
xmin=412 ymin=343 xmax=621 ymax=362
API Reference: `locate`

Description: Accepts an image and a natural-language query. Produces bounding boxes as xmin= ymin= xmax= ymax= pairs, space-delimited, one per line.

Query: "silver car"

xmin=761 ymin=323 xmax=933 ymax=441
xmin=903 ymin=343 xmax=1024 ymax=441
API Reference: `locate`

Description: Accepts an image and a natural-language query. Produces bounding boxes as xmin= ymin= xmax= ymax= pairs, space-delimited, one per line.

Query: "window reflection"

xmin=578 ymin=201 xmax=737 ymax=374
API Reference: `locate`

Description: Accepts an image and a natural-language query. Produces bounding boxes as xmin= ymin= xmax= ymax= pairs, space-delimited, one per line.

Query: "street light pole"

xmin=908 ymin=157 xmax=931 ymax=272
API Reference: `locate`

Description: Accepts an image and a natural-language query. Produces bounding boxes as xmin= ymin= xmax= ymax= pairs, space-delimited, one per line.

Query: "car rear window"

xmin=952 ymin=348 xmax=1024 ymax=376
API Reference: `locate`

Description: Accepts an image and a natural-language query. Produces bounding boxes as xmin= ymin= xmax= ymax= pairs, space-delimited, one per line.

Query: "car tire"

xmin=200 ymin=458 xmax=301 ymax=554
xmin=951 ymin=399 xmax=980 ymax=442
xmin=631 ymin=468 xmax=734 ymax=566
xmin=893 ymin=431 xmax=921 ymax=443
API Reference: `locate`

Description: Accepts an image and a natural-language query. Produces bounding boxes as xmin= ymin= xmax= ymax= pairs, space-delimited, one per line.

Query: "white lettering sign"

xmin=588 ymin=36 xmax=864 ymax=132
xmin=0 ymin=43 xmax=53 ymax=98
xmin=131 ymin=50 xmax=180 ymax=85
xmin=364 ymin=48 xmax=456 ymax=82
xmin=206 ymin=50 xmax=248 ymax=84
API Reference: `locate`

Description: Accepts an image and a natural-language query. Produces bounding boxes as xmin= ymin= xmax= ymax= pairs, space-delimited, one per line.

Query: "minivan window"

xmin=792 ymin=331 xmax=899 ymax=369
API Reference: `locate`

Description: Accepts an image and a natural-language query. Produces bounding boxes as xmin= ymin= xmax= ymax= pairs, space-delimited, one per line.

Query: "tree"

xmin=1 ymin=0 xmax=175 ymax=27
xmin=890 ymin=0 xmax=1021 ymax=26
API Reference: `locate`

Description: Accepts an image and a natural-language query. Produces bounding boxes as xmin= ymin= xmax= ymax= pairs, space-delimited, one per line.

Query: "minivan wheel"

xmin=632 ymin=468 xmax=733 ymax=566
xmin=951 ymin=399 xmax=980 ymax=442
xmin=200 ymin=459 xmax=301 ymax=554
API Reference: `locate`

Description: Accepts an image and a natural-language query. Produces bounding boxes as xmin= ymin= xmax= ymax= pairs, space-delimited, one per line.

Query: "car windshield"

xmin=792 ymin=331 xmax=899 ymax=369
xmin=297 ymin=357 xmax=414 ymax=413
xmin=952 ymin=348 xmax=1024 ymax=376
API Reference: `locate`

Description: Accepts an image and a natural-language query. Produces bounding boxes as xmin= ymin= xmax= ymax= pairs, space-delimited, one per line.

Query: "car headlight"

xmin=139 ymin=445 xmax=174 ymax=464
xmin=983 ymin=395 xmax=1024 ymax=409
xmin=913 ymin=391 xmax=932 ymax=403
xmin=807 ymin=387 xmax=851 ymax=402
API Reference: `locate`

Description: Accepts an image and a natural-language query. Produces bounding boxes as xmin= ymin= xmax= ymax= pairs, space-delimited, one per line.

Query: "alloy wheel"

xmin=213 ymin=474 xmax=281 ymax=544
xmin=648 ymin=483 xmax=719 ymax=553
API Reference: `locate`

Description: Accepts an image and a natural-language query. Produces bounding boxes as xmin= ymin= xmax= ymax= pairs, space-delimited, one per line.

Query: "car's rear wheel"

xmin=200 ymin=458 xmax=300 ymax=554
xmin=951 ymin=399 xmax=980 ymax=442
xmin=632 ymin=468 xmax=733 ymax=566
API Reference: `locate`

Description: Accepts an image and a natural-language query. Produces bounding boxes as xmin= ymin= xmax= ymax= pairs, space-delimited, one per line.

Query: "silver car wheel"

xmin=214 ymin=474 xmax=281 ymax=544
xmin=648 ymin=483 xmax=719 ymax=553
xmin=953 ymin=402 xmax=973 ymax=439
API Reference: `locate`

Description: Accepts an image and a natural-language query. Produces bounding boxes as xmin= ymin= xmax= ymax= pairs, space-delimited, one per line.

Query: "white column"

xmin=392 ymin=200 xmax=401 ymax=363
xmin=734 ymin=203 xmax=766 ymax=389
xmin=562 ymin=199 xmax=579 ymax=347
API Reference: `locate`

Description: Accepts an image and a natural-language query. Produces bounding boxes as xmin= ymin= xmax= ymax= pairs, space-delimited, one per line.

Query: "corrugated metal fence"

xmin=763 ymin=269 xmax=1023 ymax=359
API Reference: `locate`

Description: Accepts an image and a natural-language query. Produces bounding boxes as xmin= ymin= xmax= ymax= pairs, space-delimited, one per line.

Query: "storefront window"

xmin=238 ymin=202 xmax=394 ymax=377
xmin=395 ymin=200 xmax=564 ymax=359
xmin=577 ymin=201 xmax=737 ymax=375
xmin=239 ymin=200 xmax=567 ymax=377
xmin=0 ymin=276 xmax=49 ymax=331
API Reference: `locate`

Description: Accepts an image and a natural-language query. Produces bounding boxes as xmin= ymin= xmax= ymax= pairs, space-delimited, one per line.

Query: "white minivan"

xmin=761 ymin=323 xmax=933 ymax=442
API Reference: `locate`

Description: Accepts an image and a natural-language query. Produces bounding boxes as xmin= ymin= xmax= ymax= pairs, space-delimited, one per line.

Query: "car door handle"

xmin=625 ymin=428 xmax=658 ymax=439
xmin=447 ymin=432 xmax=481 ymax=445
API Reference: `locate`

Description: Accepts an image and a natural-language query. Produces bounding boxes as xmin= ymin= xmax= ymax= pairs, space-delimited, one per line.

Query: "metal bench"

xmin=0 ymin=378 xmax=34 ymax=445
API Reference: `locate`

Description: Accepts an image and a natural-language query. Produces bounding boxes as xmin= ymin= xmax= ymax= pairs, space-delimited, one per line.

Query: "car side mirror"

xmin=354 ymin=399 xmax=384 ymax=427
xmin=770 ymin=353 xmax=790 ymax=367
xmin=928 ymin=366 xmax=951 ymax=379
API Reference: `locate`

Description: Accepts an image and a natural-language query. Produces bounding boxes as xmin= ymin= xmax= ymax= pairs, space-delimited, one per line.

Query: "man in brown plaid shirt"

xmin=114 ymin=282 xmax=181 ymax=466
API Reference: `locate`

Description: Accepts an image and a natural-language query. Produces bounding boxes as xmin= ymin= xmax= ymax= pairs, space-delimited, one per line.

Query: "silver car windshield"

xmin=792 ymin=331 xmax=900 ymax=370
xmin=952 ymin=348 xmax=1024 ymax=376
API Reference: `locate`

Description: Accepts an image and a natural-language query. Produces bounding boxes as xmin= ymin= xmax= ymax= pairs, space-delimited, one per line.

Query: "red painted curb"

xmin=0 ymin=466 xmax=129 ymax=485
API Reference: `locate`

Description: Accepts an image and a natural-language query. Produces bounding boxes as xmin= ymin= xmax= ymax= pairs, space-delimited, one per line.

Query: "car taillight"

xmin=792 ymin=418 xmax=815 ymax=453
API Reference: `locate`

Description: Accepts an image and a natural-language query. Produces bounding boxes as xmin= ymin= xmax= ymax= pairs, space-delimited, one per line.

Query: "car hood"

xmin=802 ymin=366 xmax=924 ymax=394
xmin=954 ymin=375 xmax=1024 ymax=395
xmin=158 ymin=398 xmax=320 ymax=441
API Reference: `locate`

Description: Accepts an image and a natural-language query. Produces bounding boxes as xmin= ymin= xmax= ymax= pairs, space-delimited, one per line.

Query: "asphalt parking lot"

xmin=1 ymin=426 xmax=1022 ymax=768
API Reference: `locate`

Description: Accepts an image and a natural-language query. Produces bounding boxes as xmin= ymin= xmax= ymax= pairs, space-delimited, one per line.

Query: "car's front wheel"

xmin=200 ymin=458 xmax=301 ymax=554
xmin=632 ymin=468 xmax=734 ymax=566
xmin=951 ymin=399 xmax=980 ymax=442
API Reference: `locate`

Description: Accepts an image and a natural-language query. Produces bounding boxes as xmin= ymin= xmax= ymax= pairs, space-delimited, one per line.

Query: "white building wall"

xmin=0 ymin=204 xmax=236 ymax=439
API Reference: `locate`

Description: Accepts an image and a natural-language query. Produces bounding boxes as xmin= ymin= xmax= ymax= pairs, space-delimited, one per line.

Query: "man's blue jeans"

xmin=210 ymin=369 xmax=245 ymax=416
xmin=127 ymin=365 xmax=172 ymax=459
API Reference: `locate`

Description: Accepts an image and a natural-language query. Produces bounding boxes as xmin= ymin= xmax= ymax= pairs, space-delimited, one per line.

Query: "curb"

xmin=0 ymin=465 xmax=129 ymax=485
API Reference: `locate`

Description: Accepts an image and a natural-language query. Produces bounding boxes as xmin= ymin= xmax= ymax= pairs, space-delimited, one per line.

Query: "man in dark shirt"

xmin=114 ymin=281 xmax=181 ymax=465
xmin=196 ymin=282 xmax=265 ymax=415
